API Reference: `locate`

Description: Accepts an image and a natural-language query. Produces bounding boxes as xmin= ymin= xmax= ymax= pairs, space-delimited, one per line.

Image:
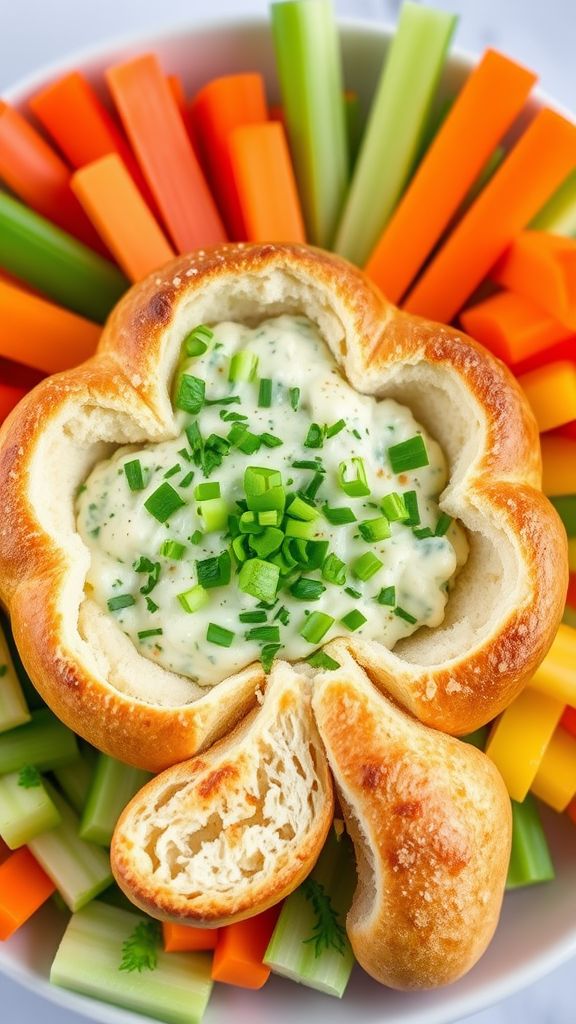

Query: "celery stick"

xmin=0 ymin=769 xmax=61 ymax=849
xmin=0 ymin=708 xmax=78 ymax=774
xmin=550 ymin=495 xmax=576 ymax=537
xmin=53 ymin=746 xmax=97 ymax=815
xmin=0 ymin=612 xmax=46 ymax=710
xmin=461 ymin=726 xmax=488 ymax=750
xmin=271 ymin=0 xmax=348 ymax=246
xmin=531 ymin=169 xmax=576 ymax=237
xmin=334 ymin=2 xmax=457 ymax=265
xmin=51 ymin=901 xmax=213 ymax=1024
xmin=80 ymin=754 xmax=151 ymax=846
xmin=344 ymin=92 xmax=362 ymax=169
xmin=28 ymin=782 xmax=112 ymax=910
xmin=0 ymin=191 xmax=128 ymax=322
xmin=506 ymin=795 xmax=555 ymax=889
xmin=264 ymin=828 xmax=356 ymax=997
xmin=0 ymin=623 xmax=30 ymax=734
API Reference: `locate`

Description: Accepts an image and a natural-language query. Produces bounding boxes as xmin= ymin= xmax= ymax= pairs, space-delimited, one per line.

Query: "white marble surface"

xmin=1 ymin=1 xmax=575 ymax=1022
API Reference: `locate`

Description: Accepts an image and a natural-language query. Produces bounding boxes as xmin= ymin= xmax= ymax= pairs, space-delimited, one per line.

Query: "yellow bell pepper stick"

xmin=518 ymin=360 xmax=576 ymax=432
xmin=568 ymin=538 xmax=576 ymax=574
xmin=540 ymin=435 xmax=576 ymax=496
xmin=531 ymin=727 xmax=576 ymax=811
xmin=485 ymin=688 xmax=564 ymax=801
xmin=528 ymin=623 xmax=576 ymax=705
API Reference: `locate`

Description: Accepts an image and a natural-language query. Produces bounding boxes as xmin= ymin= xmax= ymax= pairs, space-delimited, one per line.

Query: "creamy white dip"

xmin=77 ymin=315 xmax=467 ymax=686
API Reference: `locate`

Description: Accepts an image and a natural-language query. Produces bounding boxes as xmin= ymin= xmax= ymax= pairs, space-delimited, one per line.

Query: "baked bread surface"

xmin=0 ymin=242 xmax=567 ymax=769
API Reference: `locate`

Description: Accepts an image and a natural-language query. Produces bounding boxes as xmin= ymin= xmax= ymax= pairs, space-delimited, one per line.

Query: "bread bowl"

xmin=0 ymin=242 xmax=566 ymax=772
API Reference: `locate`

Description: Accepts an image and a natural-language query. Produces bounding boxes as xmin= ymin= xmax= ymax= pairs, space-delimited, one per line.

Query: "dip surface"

xmin=77 ymin=315 xmax=467 ymax=685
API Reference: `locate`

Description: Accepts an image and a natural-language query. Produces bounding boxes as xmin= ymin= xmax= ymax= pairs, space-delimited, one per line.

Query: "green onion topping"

xmin=340 ymin=609 xmax=367 ymax=631
xmin=377 ymin=586 xmax=396 ymax=606
xmin=290 ymin=577 xmax=326 ymax=600
xmin=394 ymin=606 xmax=418 ymax=624
xmin=144 ymin=483 xmax=186 ymax=523
xmin=338 ymin=458 xmax=370 ymax=497
xmin=138 ymin=628 xmax=163 ymax=640
xmin=380 ymin=492 xmax=408 ymax=521
xmin=358 ymin=516 xmax=391 ymax=543
xmin=300 ymin=611 xmax=335 ymax=644
xmin=238 ymin=558 xmax=280 ymax=604
xmin=229 ymin=350 xmax=258 ymax=382
xmin=322 ymin=553 xmax=347 ymax=586
xmin=307 ymin=650 xmax=340 ymax=670
xmin=196 ymin=551 xmax=231 ymax=589
xmin=352 ymin=551 xmax=383 ymax=581
xmin=124 ymin=459 xmax=145 ymax=491
xmin=388 ymin=435 xmax=429 ymax=474
xmin=175 ymin=374 xmax=205 ymax=414
xmin=107 ymin=594 xmax=135 ymax=612
xmin=435 ymin=513 xmax=453 ymax=536
xmin=178 ymin=585 xmax=209 ymax=614
xmin=258 ymin=378 xmax=273 ymax=407
xmin=207 ymin=623 xmax=235 ymax=647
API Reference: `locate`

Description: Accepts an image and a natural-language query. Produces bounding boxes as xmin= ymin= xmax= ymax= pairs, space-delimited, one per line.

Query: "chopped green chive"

xmin=290 ymin=578 xmax=326 ymax=601
xmin=178 ymin=471 xmax=194 ymax=488
xmin=338 ymin=458 xmax=370 ymax=497
xmin=144 ymin=483 xmax=185 ymax=523
xmin=292 ymin=459 xmax=325 ymax=472
xmin=221 ymin=410 xmax=248 ymax=422
xmin=323 ymin=504 xmax=356 ymax=525
xmin=352 ymin=552 xmax=383 ymax=581
xmin=377 ymin=586 xmax=396 ymax=606
xmin=175 ymin=374 xmax=205 ymax=414
xmin=381 ymin=492 xmax=408 ymax=521
xmin=194 ymin=481 xmax=220 ymax=501
xmin=274 ymin=605 xmax=290 ymax=626
xmin=289 ymin=387 xmax=301 ymax=411
xmin=124 ymin=459 xmax=145 ymax=491
xmin=196 ymin=551 xmax=231 ymax=589
xmin=286 ymin=495 xmax=320 ymax=522
xmin=413 ymin=526 xmax=434 ymax=539
xmin=307 ymin=650 xmax=340 ymax=670
xmin=232 ymin=535 xmax=250 ymax=562
xmin=326 ymin=419 xmax=346 ymax=438
xmin=388 ymin=435 xmax=429 ymax=474
xmin=249 ymin=527 xmax=284 ymax=559
xmin=260 ymin=432 xmax=283 ymax=448
xmin=239 ymin=610 xmax=268 ymax=623
xmin=189 ymin=529 xmax=203 ymax=544
xmin=145 ymin=597 xmax=159 ymax=613
xmin=403 ymin=490 xmax=421 ymax=526
xmin=137 ymin=628 xmax=163 ymax=640
xmin=322 ymin=553 xmax=347 ymax=586
xmin=206 ymin=623 xmax=235 ymax=647
xmin=240 ymin=510 xmax=263 ymax=535
xmin=227 ymin=423 xmax=261 ymax=455
xmin=345 ymin=586 xmax=362 ymax=599
xmin=358 ymin=516 xmax=391 ymax=542
xmin=435 ymin=513 xmax=453 ymax=536
xmin=300 ymin=611 xmax=335 ymax=644
xmin=245 ymin=466 xmax=282 ymax=496
xmin=258 ymin=378 xmax=273 ymax=407
xmin=198 ymin=497 xmax=229 ymax=532
xmin=258 ymin=510 xmax=281 ymax=527
xmin=163 ymin=463 xmax=181 ymax=479
xmin=238 ymin=558 xmax=280 ymax=604
xmin=107 ymin=594 xmax=135 ymax=612
xmin=229 ymin=350 xmax=258 ymax=382
xmin=304 ymin=471 xmax=325 ymax=499
xmin=261 ymin=644 xmax=282 ymax=673
xmin=177 ymin=585 xmax=209 ymax=614
xmin=304 ymin=422 xmax=324 ymax=449
xmin=245 ymin=625 xmax=281 ymax=644
xmin=340 ymin=609 xmax=367 ymax=631
xmin=134 ymin=558 xmax=161 ymax=596
xmin=183 ymin=324 xmax=213 ymax=356
xmin=394 ymin=606 xmax=418 ymax=624
xmin=204 ymin=395 xmax=241 ymax=407
xmin=285 ymin=518 xmax=315 ymax=540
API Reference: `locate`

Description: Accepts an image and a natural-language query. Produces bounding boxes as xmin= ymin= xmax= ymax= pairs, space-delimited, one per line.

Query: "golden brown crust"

xmin=0 ymin=242 xmax=567 ymax=768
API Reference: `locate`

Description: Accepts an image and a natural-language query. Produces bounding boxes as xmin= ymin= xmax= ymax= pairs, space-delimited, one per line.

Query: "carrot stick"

xmin=541 ymin=434 xmax=576 ymax=496
xmin=228 ymin=122 xmax=306 ymax=243
xmin=0 ymin=846 xmax=55 ymax=940
xmin=366 ymin=50 xmax=536 ymax=302
xmin=403 ymin=109 xmax=576 ymax=322
xmin=460 ymin=290 xmax=573 ymax=366
xmin=0 ymin=100 xmax=106 ymax=253
xmin=106 ymin=54 xmax=226 ymax=253
xmin=211 ymin=905 xmax=281 ymax=989
xmin=163 ymin=922 xmax=218 ymax=953
xmin=71 ymin=155 xmax=175 ymax=281
xmin=563 ymin=707 xmax=576 ymax=742
xmin=492 ymin=231 xmax=576 ymax=330
xmin=191 ymin=73 xmax=268 ymax=239
xmin=518 ymin=360 xmax=576 ymax=432
xmin=511 ymin=335 xmax=576 ymax=376
xmin=167 ymin=75 xmax=187 ymax=115
xmin=0 ymin=279 xmax=100 ymax=374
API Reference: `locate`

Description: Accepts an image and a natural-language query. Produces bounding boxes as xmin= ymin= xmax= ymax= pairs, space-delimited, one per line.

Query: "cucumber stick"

xmin=271 ymin=0 xmax=348 ymax=247
xmin=334 ymin=2 xmax=457 ymax=265
xmin=53 ymin=746 xmax=97 ymax=815
xmin=0 ymin=770 xmax=61 ymax=849
xmin=531 ymin=169 xmax=576 ymax=236
xmin=264 ymin=827 xmax=356 ymax=997
xmin=28 ymin=782 xmax=112 ymax=910
xmin=80 ymin=754 xmax=152 ymax=846
xmin=0 ymin=624 xmax=30 ymax=734
xmin=0 ymin=707 xmax=78 ymax=774
xmin=506 ymin=794 xmax=555 ymax=889
xmin=51 ymin=901 xmax=213 ymax=1024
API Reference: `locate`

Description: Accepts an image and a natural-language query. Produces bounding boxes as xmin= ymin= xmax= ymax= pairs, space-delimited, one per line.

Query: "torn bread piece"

xmin=312 ymin=644 xmax=511 ymax=990
xmin=111 ymin=661 xmax=333 ymax=926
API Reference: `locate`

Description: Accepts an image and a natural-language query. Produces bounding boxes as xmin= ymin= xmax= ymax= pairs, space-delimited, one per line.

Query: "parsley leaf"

xmin=119 ymin=920 xmax=161 ymax=973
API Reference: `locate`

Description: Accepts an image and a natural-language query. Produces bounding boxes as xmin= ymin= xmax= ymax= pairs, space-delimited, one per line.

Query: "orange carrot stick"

xmin=71 ymin=155 xmax=175 ymax=281
xmin=0 ymin=278 xmax=100 ymax=374
xmin=0 ymin=100 xmax=105 ymax=252
xmin=492 ymin=231 xmax=576 ymax=330
xmin=211 ymin=905 xmax=281 ymax=989
xmin=228 ymin=122 xmax=306 ymax=243
xmin=0 ymin=846 xmax=56 ymax=941
xmin=366 ymin=50 xmax=536 ymax=302
xmin=106 ymin=55 xmax=226 ymax=253
xmin=562 ymin=707 xmax=576 ymax=740
xmin=403 ymin=109 xmax=576 ymax=323
xmin=460 ymin=290 xmax=573 ymax=366
xmin=518 ymin=360 xmax=576 ymax=432
xmin=512 ymin=335 xmax=576 ymax=376
xmin=191 ymin=73 xmax=268 ymax=239
xmin=167 ymin=75 xmax=187 ymax=115
xmin=163 ymin=922 xmax=219 ymax=953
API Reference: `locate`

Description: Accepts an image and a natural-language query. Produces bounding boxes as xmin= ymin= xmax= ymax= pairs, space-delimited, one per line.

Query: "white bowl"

xmin=2 ymin=14 xmax=576 ymax=1024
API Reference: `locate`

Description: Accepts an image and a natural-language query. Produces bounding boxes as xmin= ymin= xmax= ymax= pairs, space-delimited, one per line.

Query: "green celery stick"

xmin=461 ymin=725 xmax=489 ymax=750
xmin=344 ymin=92 xmax=362 ymax=169
xmin=28 ymin=782 xmax=112 ymax=910
xmin=51 ymin=901 xmax=213 ymax=1024
xmin=0 ymin=623 xmax=30 ymax=734
xmin=264 ymin=827 xmax=356 ymax=997
xmin=0 ymin=769 xmax=61 ymax=849
xmin=0 ymin=707 xmax=78 ymax=775
xmin=531 ymin=169 xmax=576 ymax=237
xmin=334 ymin=2 xmax=457 ymax=265
xmin=52 ymin=746 xmax=97 ymax=815
xmin=271 ymin=0 xmax=349 ymax=246
xmin=506 ymin=794 xmax=555 ymax=889
xmin=0 ymin=191 xmax=128 ymax=322
xmin=80 ymin=754 xmax=151 ymax=846
xmin=550 ymin=495 xmax=576 ymax=537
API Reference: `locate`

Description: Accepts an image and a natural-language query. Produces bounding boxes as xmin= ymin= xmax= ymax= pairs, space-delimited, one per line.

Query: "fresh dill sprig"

xmin=18 ymin=764 xmax=41 ymax=789
xmin=119 ymin=920 xmax=161 ymax=973
xmin=301 ymin=877 xmax=347 ymax=957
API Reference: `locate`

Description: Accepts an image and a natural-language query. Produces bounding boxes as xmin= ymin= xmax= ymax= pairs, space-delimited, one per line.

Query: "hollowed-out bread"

xmin=312 ymin=643 xmax=512 ymax=989
xmin=110 ymin=661 xmax=333 ymax=925
xmin=0 ymin=242 xmax=566 ymax=769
